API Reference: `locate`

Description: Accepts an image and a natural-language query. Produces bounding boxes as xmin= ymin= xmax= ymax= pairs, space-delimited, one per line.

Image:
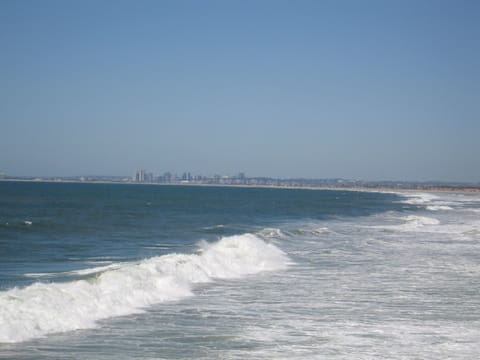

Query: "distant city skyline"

xmin=1 ymin=0 xmax=479 ymax=182
xmin=2 ymin=168 xmax=479 ymax=188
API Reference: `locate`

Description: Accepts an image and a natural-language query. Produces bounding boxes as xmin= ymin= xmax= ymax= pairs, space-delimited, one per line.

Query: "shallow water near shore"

xmin=1 ymin=182 xmax=479 ymax=359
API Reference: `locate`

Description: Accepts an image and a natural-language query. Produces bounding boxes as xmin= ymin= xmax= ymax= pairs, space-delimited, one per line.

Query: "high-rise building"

xmin=163 ymin=172 xmax=172 ymax=183
xmin=146 ymin=172 xmax=154 ymax=183
xmin=135 ymin=169 xmax=146 ymax=183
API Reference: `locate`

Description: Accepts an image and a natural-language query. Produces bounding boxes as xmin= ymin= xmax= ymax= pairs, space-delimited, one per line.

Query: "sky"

xmin=1 ymin=0 xmax=479 ymax=182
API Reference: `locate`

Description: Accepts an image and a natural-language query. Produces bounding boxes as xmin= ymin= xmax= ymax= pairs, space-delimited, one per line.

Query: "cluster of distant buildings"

xmin=1 ymin=169 xmax=479 ymax=192
xmin=134 ymin=169 xmax=247 ymax=185
xmin=130 ymin=169 xmax=480 ymax=191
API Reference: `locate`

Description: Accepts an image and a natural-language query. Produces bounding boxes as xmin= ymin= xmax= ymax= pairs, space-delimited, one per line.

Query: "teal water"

xmin=1 ymin=182 xmax=479 ymax=358
xmin=0 ymin=182 xmax=400 ymax=289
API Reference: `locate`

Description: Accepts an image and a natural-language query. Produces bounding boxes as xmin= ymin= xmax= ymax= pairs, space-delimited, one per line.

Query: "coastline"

xmin=1 ymin=178 xmax=479 ymax=195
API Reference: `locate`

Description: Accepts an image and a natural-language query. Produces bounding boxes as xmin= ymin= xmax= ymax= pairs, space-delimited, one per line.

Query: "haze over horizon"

xmin=1 ymin=0 xmax=479 ymax=182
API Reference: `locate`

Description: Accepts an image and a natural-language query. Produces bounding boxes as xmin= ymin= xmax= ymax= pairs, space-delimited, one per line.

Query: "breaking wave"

xmin=426 ymin=205 xmax=454 ymax=211
xmin=368 ymin=215 xmax=441 ymax=232
xmin=401 ymin=193 xmax=440 ymax=205
xmin=0 ymin=233 xmax=289 ymax=343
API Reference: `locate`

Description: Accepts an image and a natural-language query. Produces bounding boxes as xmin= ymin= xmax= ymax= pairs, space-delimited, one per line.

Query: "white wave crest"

xmin=401 ymin=193 xmax=439 ymax=205
xmin=24 ymin=263 xmax=124 ymax=279
xmin=0 ymin=234 xmax=289 ymax=343
xmin=426 ymin=205 xmax=453 ymax=211
xmin=402 ymin=215 xmax=440 ymax=226
xmin=369 ymin=215 xmax=440 ymax=232
xmin=257 ymin=228 xmax=286 ymax=239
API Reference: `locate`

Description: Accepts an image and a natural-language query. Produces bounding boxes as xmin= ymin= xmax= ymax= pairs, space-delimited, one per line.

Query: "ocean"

xmin=1 ymin=181 xmax=479 ymax=359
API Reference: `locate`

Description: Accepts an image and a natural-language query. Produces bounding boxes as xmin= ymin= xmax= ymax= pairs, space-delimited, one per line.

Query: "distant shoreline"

xmin=1 ymin=178 xmax=479 ymax=194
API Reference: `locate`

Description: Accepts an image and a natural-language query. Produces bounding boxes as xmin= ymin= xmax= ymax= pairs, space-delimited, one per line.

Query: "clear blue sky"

xmin=1 ymin=0 xmax=479 ymax=182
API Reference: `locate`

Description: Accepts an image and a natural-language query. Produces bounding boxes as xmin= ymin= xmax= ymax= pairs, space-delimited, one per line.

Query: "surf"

xmin=0 ymin=233 xmax=289 ymax=343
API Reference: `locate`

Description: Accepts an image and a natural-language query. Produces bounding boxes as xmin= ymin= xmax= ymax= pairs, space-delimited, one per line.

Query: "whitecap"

xmin=368 ymin=215 xmax=440 ymax=232
xmin=426 ymin=205 xmax=454 ymax=211
xmin=257 ymin=227 xmax=286 ymax=239
xmin=0 ymin=233 xmax=289 ymax=343
xmin=400 ymin=193 xmax=439 ymax=205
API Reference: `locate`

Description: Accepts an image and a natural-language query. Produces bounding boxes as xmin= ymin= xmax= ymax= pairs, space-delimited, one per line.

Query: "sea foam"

xmin=401 ymin=193 xmax=440 ymax=205
xmin=0 ymin=233 xmax=289 ymax=343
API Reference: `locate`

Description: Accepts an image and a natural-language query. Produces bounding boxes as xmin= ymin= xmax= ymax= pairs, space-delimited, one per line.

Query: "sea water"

xmin=0 ymin=182 xmax=479 ymax=359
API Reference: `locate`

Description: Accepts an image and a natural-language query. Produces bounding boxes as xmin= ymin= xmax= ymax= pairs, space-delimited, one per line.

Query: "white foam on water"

xmin=24 ymin=263 xmax=124 ymax=279
xmin=68 ymin=263 xmax=125 ymax=276
xmin=83 ymin=260 xmax=116 ymax=265
xmin=369 ymin=215 xmax=441 ymax=233
xmin=258 ymin=227 xmax=287 ymax=239
xmin=22 ymin=273 xmax=56 ymax=279
xmin=401 ymin=192 xmax=440 ymax=205
xmin=426 ymin=205 xmax=454 ymax=211
xmin=204 ymin=224 xmax=225 ymax=230
xmin=312 ymin=227 xmax=330 ymax=235
xmin=0 ymin=233 xmax=289 ymax=343
xmin=400 ymin=192 xmax=480 ymax=213
xmin=402 ymin=215 xmax=441 ymax=226
xmin=399 ymin=192 xmax=459 ymax=210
